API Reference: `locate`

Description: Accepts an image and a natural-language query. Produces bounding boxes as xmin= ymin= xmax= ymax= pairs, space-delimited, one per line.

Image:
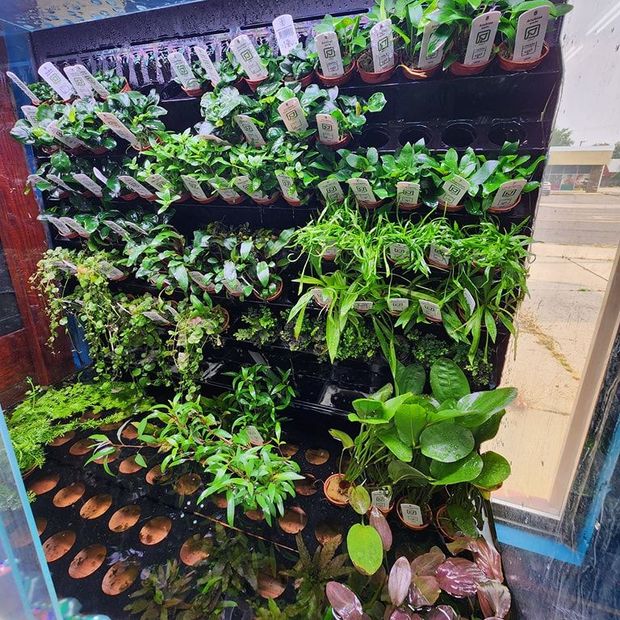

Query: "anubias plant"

xmin=280 ymin=40 xmax=318 ymax=82
xmin=199 ymin=86 xmax=263 ymax=141
xmin=314 ymin=14 xmax=367 ymax=72
xmin=10 ymin=103 xmax=64 ymax=151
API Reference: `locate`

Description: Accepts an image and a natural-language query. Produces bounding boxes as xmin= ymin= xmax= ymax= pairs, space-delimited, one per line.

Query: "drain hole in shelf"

xmin=441 ymin=123 xmax=475 ymax=147
xmin=358 ymin=127 xmax=390 ymax=148
xmin=488 ymin=122 xmax=525 ymax=146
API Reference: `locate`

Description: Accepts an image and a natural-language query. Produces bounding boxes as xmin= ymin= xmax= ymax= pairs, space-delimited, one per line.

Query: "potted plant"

xmin=434 ymin=0 xmax=500 ymax=76
xmin=251 ymin=260 xmax=284 ymax=302
xmin=243 ymin=42 xmax=280 ymax=92
xmin=314 ymin=14 xmax=367 ymax=86
xmin=337 ymin=147 xmax=392 ymax=209
xmin=279 ymin=41 xmax=317 ymax=87
xmin=94 ymin=68 xmax=131 ymax=95
xmin=102 ymin=89 xmax=167 ymax=149
xmin=26 ymin=80 xmax=62 ymax=104
xmin=497 ymin=0 xmax=573 ymax=72
xmin=393 ymin=0 xmax=446 ymax=79
xmin=358 ymin=1 xmax=398 ymax=83
xmin=229 ymin=143 xmax=281 ymax=205
xmin=271 ymin=136 xmax=319 ymax=205
xmin=10 ymin=103 xmax=64 ymax=153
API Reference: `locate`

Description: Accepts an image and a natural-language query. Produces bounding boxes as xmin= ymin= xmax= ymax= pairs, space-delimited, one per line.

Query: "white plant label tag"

xmin=246 ymin=425 xmax=264 ymax=446
xmin=347 ymin=178 xmax=376 ymax=203
xmin=47 ymin=174 xmax=73 ymax=192
xmin=143 ymin=311 xmax=171 ymax=326
xmin=46 ymin=216 xmax=73 ymax=236
xmin=124 ymin=222 xmax=147 ymax=235
xmin=428 ymin=245 xmax=450 ymax=268
xmin=97 ymin=112 xmax=142 ymax=148
xmin=72 ymin=173 xmax=103 ymax=197
xmin=99 ymin=261 xmax=125 ymax=280
xmin=92 ymin=167 xmax=108 ymax=185
xmin=439 ymin=175 xmax=470 ymax=206
xmin=73 ymin=65 xmax=109 ymax=98
xmin=389 ymin=243 xmax=409 ymax=261
xmin=60 ymin=216 xmax=90 ymax=237
xmin=194 ymin=46 xmax=221 ymax=86
xmin=181 ymin=175 xmax=209 ymax=201
xmin=418 ymin=21 xmax=444 ymax=69
xmin=119 ymin=175 xmax=155 ymax=198
xmin=229 ymin=35 xmax=268 ymax=80
xmin=315 ymin=31 xmax=345 ymax=77
xmin=388 ymin=298 xmax=409 ymax=313
xmin=217 ymin=187 xmax=242 ymax=201
xmin=234 ymin=175 xmax=262 ymax=199
xmin=464 ymin=11 xmax=501 ymax=66
xmin=370 ymin=19 xmax=395 ymax=73
xmin=27 ymin=174 xmax=46 ymax=189
xmin=401 ymin=503 xmax=424 ymax=526
xmin=38 ymin=62 xmax=75 ymax=100
xmin=513 ymin=6 xmax=550 ymax=62
xmin=316 ymin=113 xmax=340 ymax=145
xmin=318 ymin=179 xmax=344 ymax=203
xmin=273 ymin=14 xmax=299 ymax=56
xmin=145 ymin=174 xmax=170 ymax=191
xmin=103 ymin=220 xmax=129 ymax=236
xmin=371 ymin=488 xmax=392 ymax=511
xmin=312 ymin=288 xmax=332 ymax=306
xmin=168 ymin=51 xmax=200 ymax=89
xmin=463 ymin=288 xmax=476 ymax=314
xmin=21 ymin=105 xmax=38 ymax=123
xmin=234 ymin=114 xmax=266 ymax=146
xmin=6 ymin=72 xmax=41 ymax=104
xmin=197 ymin=123 xmax=228 ymax=143
xmin=491 ymin=179 xmax=527 ymax=209
xmin=396 ymin=181 xmax=420 ymax=206
xmin=275 ymin=173 xmax=297 ymax=199
xmin=277 ymin=97 xmax=308 ymax=133
xmin=353 ymin=300 xmax=374 ymax=313
xmin=419 ymin=300 xmax=442 ymax=322
xmin=64 ymin=65 xmax=94 ymax=98
xmin=47 ymin=121 xmax=86 ymax=149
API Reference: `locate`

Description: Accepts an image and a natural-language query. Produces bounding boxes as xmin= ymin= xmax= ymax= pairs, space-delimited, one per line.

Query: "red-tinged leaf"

xmin=447 ymin=537 xmax=504 ymax=582
xmin=436 ymin=557 xmax=486 ymax=598
xmin=410 ymin=546 xmax=445 ymax=576
xmin=411 ymin=575 xmax=440 ymax=606
xmin=391 ymin=610 xmax=421 ymax=620
xmin=325 ymin=582 xmax=365 ymax=620
xmin=369 ymin=506 xmax=392 ymax=551
xmin=477 ymin=580 xmax=511 ymax=619
xmin=388 ymin=557 xmax=411 ymax=607
xmin=425 ymin=606 xmax=459 ymax=620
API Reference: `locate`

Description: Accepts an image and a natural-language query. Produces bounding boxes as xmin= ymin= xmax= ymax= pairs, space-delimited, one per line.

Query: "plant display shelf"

xmin=24 ymin=408 xmax=507 ymax=619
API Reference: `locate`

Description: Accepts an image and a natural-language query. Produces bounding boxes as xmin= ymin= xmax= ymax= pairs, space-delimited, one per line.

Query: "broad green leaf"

xmin=430 ymin=451 xmax=483 ymax=485
xmin=349 ymin=398 xmax=388 ymax=424
xmin=430 ymin=358 xmax=470 ymax=402
xmin=396 ymin=362 xmax=426 ymax=395
xmin=394 ymin=403 xmax=428 ymax=446
xmin=349 ymin=485 xmax=371 ymax=515
xmin=419 ymin=422 xmax=475 ymax=463
xmin=472 ymin=411 xmax=506 ymax=444
xmin=473 ymin=452 xmax=511 ymax=489
xmin=347 ymin=524 xmax=383 ymax=575
xmin=387 ymin=461 xmax=429 ymax=486
xmin=329 ymin=429 xmax=354 ymax=449
xmin=457 ymin=388 xmax=517 ymax=428
xmin=376 ymin=426 xmax=413 ymax=462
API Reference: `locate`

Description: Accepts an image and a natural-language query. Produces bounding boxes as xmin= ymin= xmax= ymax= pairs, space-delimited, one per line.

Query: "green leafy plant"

xmin=199 ymin=86 xmax=262 ymax=141
xmin=57 ymin=97 xmax=117 ymax=152
xmin=315 ymin=14 xmax=367 ymax=69
xmin=280 ymin=41 xmax=317 ymax=81
xmin=234 ymin=307 xmax=280 ymax=347
xmin=10 ymin=103 xmax=64 ymax=150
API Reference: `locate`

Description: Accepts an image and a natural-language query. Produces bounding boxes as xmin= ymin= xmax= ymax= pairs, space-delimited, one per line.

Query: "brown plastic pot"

xmin=88 ymin=146 xmax=109 ymax=155
xmin=435 ymin=504 xmax=459 ymax=541
xmin=315 ymin=60 xmax=357 ymax=87
xmin=285 ymin=72 xmax=314 ymax=88
xmin=357 ymin=198 xmax=385 ymax=210
xmin=182 ymin=85 xmax=205 ymax=97
xmin=174 ymin=193 xmax=191 ymax=204
xmin=245 ymin=76 xmax=268 ymax=92
xmin=193 ymin=192 xmax=218 ymax=204
xmin=449 ymin=57 xmax=494 ymax=77
xmin=396 ymin=498 xmax=432 ymax=531
xmin=253 ymin=192 xmax=280 ymax=206
xmin=283 ymin=195 xmax=305 ymax=207
xmin=120 ymin=192 xmax=138 ymax=201
xmin=358 ymin=50 xmax=398 ymax=84
xmin=398 ymin=201 xmax=421 ymax=211
xmin=438 ymin=199 xmax=465 ymax=213
xmin=42 ymin=145 xmax=60 ymax=155
xmin=323 ymin=474 xmax=351 ymax=507
xmin=487 ymin=197 xmax=522 ymax=214
xmin=223 ymin=194 xmax=245 ymax=205
xmin=498 ymin=42 xmax=549 ymax=72
xmin=253 ymin=279 xmax=284 ymax=303
xmin=318 ymin=132 xmax=352 ymax=150
xmin=400 ymin=60 xmax=442 ymax=80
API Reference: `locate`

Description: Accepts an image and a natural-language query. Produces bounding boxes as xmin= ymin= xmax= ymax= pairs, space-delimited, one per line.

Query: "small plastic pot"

xmin=282 ymin=195 xmax=305 ymax=207
xmin=181 ymin=85 xmax=205 ymax=97
xmin=398 ymin=201 xmax=421 ymax=212
xmin=253 ymin=280 xmax=284 ymax=303
xmin=487 ymin=198 xmax=522 ymax=214
xmin=449 ymin=57 xmax=493 ymax=77
xmin=174 ymin=193 xmax=191 ymax=204
xmin=42 ymin=145 xmax=60 ymax=155
xmin=396 ymin=498 xmax=432 ymax=531
xmin=358 ymin=50 xmax=398 ymax=84
xmin=323 ymin=473 xmax=351 ymax=507
xmin=321 ymin=247 xmax=339 ymax=261
xmin=400 ymin=60 xmax=442 ymax=80
xmin=434 ymin=504 xmax=459 ymax=541
xmin=223 ymin=194 xmax=245 ymax=206
xmin=120 ymin=192 xmax=138 ymax=201
xmin=357 ymin=198 xmax=385 ymax=210
xmin=244 ymin=76 xmax=268 ymax=92
xmin=253 ymin=192 xmax=280 ymax=206
xmin=318 ymin=132 xmax=352 ymax=150
xmin=193 ymin=193 xmax=218 ymax=204
xmin=438 ymin=200 xmax=465 ymax=213
xmin=88 ymin=146 xmax=110 ymax=155
xmin=315 ymin=60 xmax=357 ymax=87
xmin=285 ymin=72 xmax=314 ymax=88
xmin=498 ymin=42 xmax=549 ymax=72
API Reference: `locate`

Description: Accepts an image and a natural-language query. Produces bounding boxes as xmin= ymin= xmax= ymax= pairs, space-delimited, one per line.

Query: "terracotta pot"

xmin=193 ymin=193 xmax=218 ymax=204
xmin=120 ymin=80 xmax=131 ymax=93
xmin=434 ymin=504 xmax=459 ymax=541
xmin=358 ymin=51 xmax=398 ymax=84
xmin=253 ymin=279 xmax=284 ymax=302
xmin=120 ymin=192 xmax=138 ymax=201
xmin=174 ymin=193 xmax=191 ymax=204
xmin=357 ymin=198 xmax=385 ymax=210
xmin=244 ymin=76 xmax=268 ymax=92
xmin=396 ymin=498 xmax=432 ymax=531
xmin=182 ymin=85 xmax=205 ymax=97
xmin=449 ymin=57 xmax=493 ymax=77
xmin=42 ymin=145 xmax=60 ymax=155
xmin=323 ymin=474 xmax=351 ymax=507
xmin=315 ymin=60 xmax=357 ymax=87
xmin=321 ymin=247 xmax=338 ymax=261
xmin=487 ymin=198 xmax=522 ymax=214
xmin=283 ymin=195 xmax=305 ymax=207
xmin=89 ymin=146 xmax=109 ymax=155
xmin=498 ymin=42 xmax=550 ymax=73
xmin=427 ymin=256 xmax=451 ymax=272
xmin=223 ymin=194 xmax=245 ymax=205
xmin=438 ymin=199 xmax=465 ymax=213
xmin=285 ymin=72 xmax=314 ymax=88
xmin=398 ymin=201 xmax=421 ymax=212
xmin=400 ymin=60 xmax=442 ymax=80
xmin=253 ymin=192 xmax=280 ymax=206
xmin=318 ymin=132 xmax=352 ymax=150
